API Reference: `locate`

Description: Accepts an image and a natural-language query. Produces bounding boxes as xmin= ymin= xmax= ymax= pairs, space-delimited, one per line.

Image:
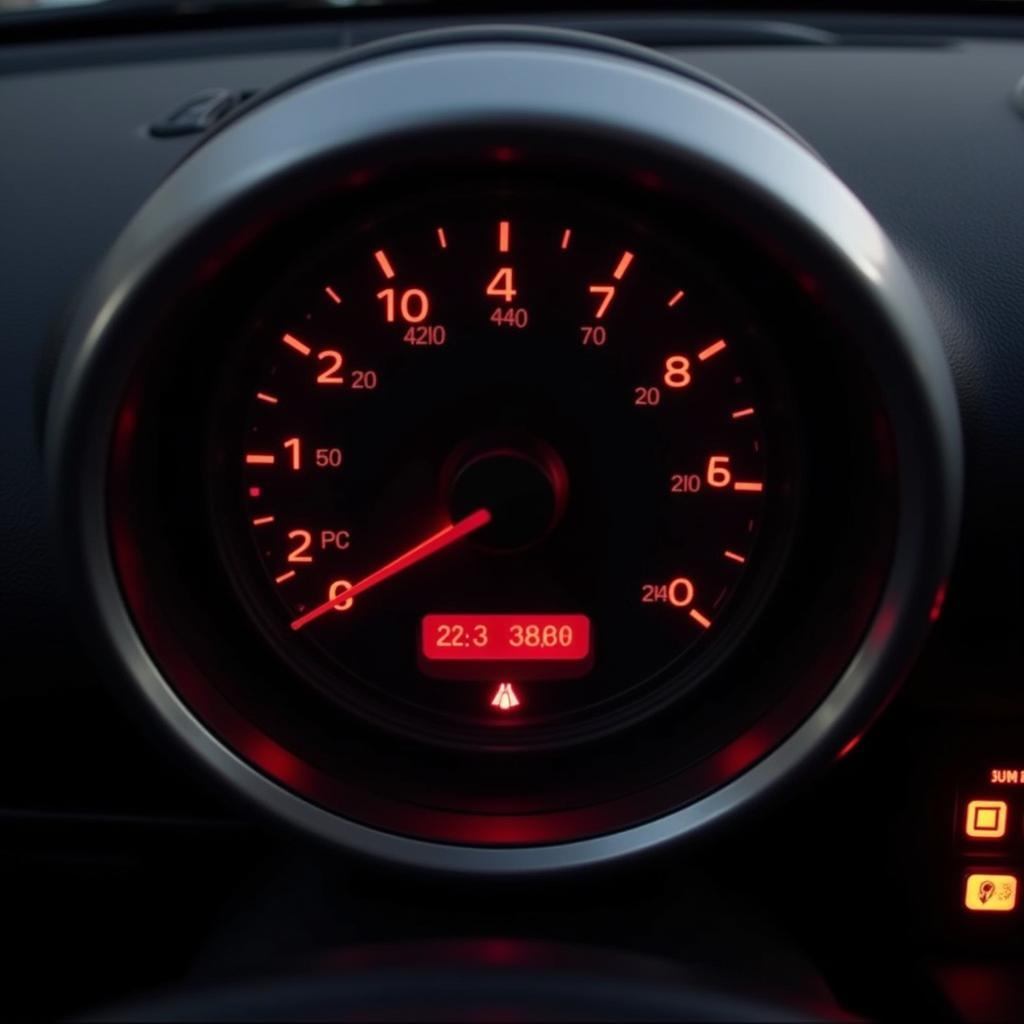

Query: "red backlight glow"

xmin=422 ymin=614 xmax=591 ymax=662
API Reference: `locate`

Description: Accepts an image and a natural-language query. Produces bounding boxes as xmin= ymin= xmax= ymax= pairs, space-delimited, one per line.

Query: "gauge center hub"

xmin=448 ymin=447 xmax=565 ymax=551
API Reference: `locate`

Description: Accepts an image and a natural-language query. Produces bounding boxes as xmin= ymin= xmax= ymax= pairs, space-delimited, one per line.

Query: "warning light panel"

xmin=964 ymin=799 xmax=1009 ymax=839
xmin=422 ymin=614 xmax=591 ymax=662
xmin=964 ymin=873 xmax=1018 ymax=912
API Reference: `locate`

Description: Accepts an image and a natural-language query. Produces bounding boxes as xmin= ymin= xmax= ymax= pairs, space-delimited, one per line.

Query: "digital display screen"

xmin=422 ymin=614 xmax=591 ymax=662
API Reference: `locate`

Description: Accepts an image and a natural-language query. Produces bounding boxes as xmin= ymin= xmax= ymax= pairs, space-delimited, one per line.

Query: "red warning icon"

xmin=491 ymin=682 xmax=520 ymax=711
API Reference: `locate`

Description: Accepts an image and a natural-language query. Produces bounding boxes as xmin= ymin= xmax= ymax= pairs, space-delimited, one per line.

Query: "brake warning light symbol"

xmin=491 ymin=683 xmax=520 ymax=711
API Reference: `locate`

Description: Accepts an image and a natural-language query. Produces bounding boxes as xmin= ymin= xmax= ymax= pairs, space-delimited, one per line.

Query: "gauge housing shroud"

xmin=47 ymin=28 xmax=962 ymax=873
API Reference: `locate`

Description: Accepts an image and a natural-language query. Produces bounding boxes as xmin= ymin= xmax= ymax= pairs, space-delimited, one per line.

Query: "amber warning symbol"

xmin=964 ymin=873 xmax=1018 ymax=912
xmin=965 ymin=799 xmax=1008 ymax=839
xmin=491 ymin=683 xmax=520 ymax=711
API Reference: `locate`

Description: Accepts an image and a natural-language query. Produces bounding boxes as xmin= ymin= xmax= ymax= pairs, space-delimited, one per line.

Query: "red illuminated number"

xmin=508 ymin=624 xmax=575 ymax=648
xmin=634 ymin=386 xmax=661 ymax=406
xmin=283 ymin=437 xmax=301 ymax=470
xmin=490 ymin=307 xmax=528 ymax=328
xmin=671 ymin=473 xmax=702 ymax=493
xmin=580 ymin=325 xmax=607 ymax=346
xmin=641 ymin=578 xmax=694 ymax=607
xmin=351 ymin=370 xmax=378 ymax=390
xmin=328 ymin=579 xmax=354 ymax=612
xmin=663 ymin=355 xmax=692 ymax=388
xmin=707 ymin=455 xmax=732 ymax=488
xmin=316 ymin=350 xmax=344 ymax=385
xmin=377 ymin=288 xmax=429 ymax=324
xmin=315 ymin=448 xmax=343 ymax=468
xmin=668 ymin=578 xmax=695 ymax=607
xmin=287 ymin=530 xmax=313 ymax=563
xmin=486 ymin=267 xmax=517 ymax=302
xmin=403 ymin=325 xmax=446 ymax=346
xmin=588 ymin=285 xmax=615 ymax=319
xmin=436 ymin=624 xmax=488 ymax=648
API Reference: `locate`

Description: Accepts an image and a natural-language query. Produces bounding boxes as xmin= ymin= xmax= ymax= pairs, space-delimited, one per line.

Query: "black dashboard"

xmin=4 ymin=6 xmax=1024 ymax=1020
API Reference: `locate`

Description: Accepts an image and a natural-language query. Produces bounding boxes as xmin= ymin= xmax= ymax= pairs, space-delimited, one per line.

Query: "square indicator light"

xmin=964 ymin=873 xmax=1018 ymax=912
xmin=965 ymin=799 xmax=1009 ymax=839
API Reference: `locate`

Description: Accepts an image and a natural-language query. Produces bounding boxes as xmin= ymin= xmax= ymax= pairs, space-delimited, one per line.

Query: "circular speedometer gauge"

xmin=52 ymin=34 xmax=959 ymax=866
xmin=218 ymin=189 xmax=790 ymax=748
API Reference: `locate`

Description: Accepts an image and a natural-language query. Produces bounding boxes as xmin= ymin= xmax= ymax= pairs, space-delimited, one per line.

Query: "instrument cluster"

xmin=46 ymin=29 xmax=961 ymax=872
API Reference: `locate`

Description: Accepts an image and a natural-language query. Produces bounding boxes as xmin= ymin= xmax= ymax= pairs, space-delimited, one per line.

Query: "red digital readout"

xmin=422 ymin=614 xmax=591 ymax=662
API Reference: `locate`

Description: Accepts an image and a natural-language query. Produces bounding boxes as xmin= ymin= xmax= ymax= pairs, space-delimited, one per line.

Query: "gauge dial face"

xmin=219 ymin=190 xmax=789 ymax=747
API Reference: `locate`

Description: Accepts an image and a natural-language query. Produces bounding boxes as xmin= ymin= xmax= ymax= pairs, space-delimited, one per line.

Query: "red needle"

xmin=290 ymin=507 xmax=492 ymax=631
